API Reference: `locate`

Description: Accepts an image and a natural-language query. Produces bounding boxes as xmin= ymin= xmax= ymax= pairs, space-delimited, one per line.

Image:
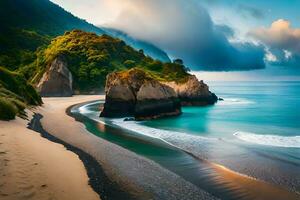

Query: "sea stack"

xmin=165 ymin=75 xmax=218 ymax=106
xmin=100 ymin=68 xmax=181 ymax=120
xmin=37 ymin=55 xmax=73 ymax=97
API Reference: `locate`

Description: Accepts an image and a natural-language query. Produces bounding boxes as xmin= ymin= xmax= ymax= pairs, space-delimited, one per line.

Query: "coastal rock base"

xmin=135 ymin=98 xmax=181 ymax=120
xmin=100 ymin=69 xmax=181 ymax=120
xmin=101 ymin=99 xmax=135 ymax=118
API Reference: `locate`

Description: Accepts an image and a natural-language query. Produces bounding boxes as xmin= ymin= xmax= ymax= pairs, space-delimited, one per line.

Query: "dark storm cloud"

xmin=107 ymin=0 xmax=265 ymax=71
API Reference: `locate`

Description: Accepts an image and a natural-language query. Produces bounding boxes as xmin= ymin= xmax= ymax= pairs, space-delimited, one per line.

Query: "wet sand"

xmin=210 ymin=162 xmax=300 ymax=200
xmin=0 ymin=111 xmax=99 ymax=200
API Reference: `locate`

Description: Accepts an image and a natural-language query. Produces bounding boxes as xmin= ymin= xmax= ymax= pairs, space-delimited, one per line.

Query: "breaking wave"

xmin=234 ymin=131 xmax=300 ymax=148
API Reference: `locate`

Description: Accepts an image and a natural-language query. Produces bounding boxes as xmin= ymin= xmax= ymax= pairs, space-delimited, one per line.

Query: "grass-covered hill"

xmin=0 ymin=0 xmax=105 ymax=70
xmin=0 ymin=0 xmax=174 ymax=120
xmin=0 ymin=67 xmax=42 ymax=120
xmin=0 ymin=0 xmax=169 ymax=71
xmin=28 ymin=30 xmax=190 ymax=93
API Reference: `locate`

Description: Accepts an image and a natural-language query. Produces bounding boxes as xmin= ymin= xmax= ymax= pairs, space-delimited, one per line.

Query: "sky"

xmin=51 ymin=0 xmax=300 ymax=80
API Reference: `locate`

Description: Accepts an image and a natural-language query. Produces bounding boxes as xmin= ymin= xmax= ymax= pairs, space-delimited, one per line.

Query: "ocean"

xmin=71 ymin=81 xmax=300 ymax=199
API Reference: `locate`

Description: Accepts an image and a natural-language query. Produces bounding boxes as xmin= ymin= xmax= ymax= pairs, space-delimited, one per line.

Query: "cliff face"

xmin=165 ymin=75 xmax=218 ymax=106
xmin=37 ymin=56 xmax=73 ymax=97
xmin=100 ymin=69 xmax=181 ymax=120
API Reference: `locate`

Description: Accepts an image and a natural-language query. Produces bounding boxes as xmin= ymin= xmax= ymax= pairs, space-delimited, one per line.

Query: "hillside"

xmin=0 ymin=0 xmax=104 ymax=70
xmin=0 ymin=67 xmax=42 ymax=120
xmin=0 ymin=0 xmax=169 ymax=70
xmin=0 ymin=0 xmax=172 ymax=119
xmin=33 ymin=30 xmax=190 ymax=94
xmin=0 ymin=0 xmax=104 ymax=36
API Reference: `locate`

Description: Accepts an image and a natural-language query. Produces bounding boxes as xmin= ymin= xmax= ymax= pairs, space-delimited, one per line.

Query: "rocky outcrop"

xmin=37 ymin=56 xmax=73 ymax=97
xmin=165 ymin=75 xmax=218 ymax=106
xmin=100 ymin=69 xmax=181 ymax=120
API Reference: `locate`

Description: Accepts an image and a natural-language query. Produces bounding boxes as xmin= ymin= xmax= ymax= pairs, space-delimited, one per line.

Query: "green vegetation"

xmin=0 ymin=67 xmax=42 ymax=120
xmin=0 ymin=97 xmax=18 ymax=120
xmin=0 ymin=0 xmax=104 ymax=36
xmin=0 ymin=29 xmax=50 ymax=70
xmin=27 ymin=30 xmax=190 ymax=93
xmin=0 ymin=0 xmax=187 ymax=120
xmin=0 ymin=0 xmax=104 ymax=70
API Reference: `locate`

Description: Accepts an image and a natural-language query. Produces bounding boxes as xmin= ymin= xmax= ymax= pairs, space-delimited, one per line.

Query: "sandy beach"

xmin=34 ymin=95 xmax=217 ymax=200
xmin=0 ymin=110 xmax=99 ymax=200
xmin=0 ymin=95 xmax=216 ymax=200
xmin=1 ymin=95 xmax=299 ymax=200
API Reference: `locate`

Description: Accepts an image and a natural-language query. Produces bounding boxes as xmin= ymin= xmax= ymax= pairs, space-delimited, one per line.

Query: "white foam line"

xmin=76 ymin=102 xmax=218 ymax=148
xmin=78 ymin=101 xmax=102 ymax=114
xmin=234 ymin=131 xmax=300 ymax=148
xmin=110 ymin=118 xmax=216 ymax=144
xmin=217 ymin=98 xmax=255 ymax=106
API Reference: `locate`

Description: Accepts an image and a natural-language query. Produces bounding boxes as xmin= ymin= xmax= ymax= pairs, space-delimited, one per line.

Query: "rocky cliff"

xmin=100 ymin=68 xmax=181 ymax=120
xmin=37 ymin=56 xmax=73 ymax=97
xmin=165 ymin=75 xmax=218 ymax=106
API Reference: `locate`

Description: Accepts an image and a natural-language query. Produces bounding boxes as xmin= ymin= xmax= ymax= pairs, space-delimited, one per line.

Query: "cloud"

xmin=249 ymin=19 xmax=300 ymax=66
xmin=237 ymin=4 xmax=265 ymax=19
xmin=215 ymin=25 xmax=235 ymax=38
xmin=103 ymin=0 xmax=265 ymax=71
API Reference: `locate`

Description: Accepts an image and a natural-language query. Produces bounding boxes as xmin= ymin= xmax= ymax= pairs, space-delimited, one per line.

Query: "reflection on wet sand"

xmin=210 ymin=163 xmax=300 ymax=200
xmin=97 ymin=123 xmax=106 ymax=132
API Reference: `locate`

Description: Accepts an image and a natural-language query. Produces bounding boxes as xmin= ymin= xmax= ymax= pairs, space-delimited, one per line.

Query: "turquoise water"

xmin=71 ymin=81 xmax=300 ymax=197
xmin=144 ymin=81 xmax=300 ymax=137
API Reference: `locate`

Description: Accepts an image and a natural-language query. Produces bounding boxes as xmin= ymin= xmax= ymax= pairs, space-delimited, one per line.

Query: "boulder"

xmin=100 ymin=68 xmax=181 ymax=120
xmin=37 ymin=56 xmax=73 ymax=97
xmin=165 ymin=75 xmax=218 ymax=106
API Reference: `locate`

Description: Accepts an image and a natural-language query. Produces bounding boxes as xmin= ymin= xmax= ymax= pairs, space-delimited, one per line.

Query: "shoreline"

xmin=28 ymin=113 xmax=132 ymax=200
xmin=36 ymin=96 xmax=216 ymax=200
xmin=71 ymin=99 xmax=300 ymax=200
xmin=0 ymin=111 xmax=99 ymax=200
xmin=2 ymin=95 xmax=299 ymax=200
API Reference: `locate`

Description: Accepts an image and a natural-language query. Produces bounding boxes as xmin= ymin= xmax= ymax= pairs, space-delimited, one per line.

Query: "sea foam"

xmin=217 ymin=98 xmax=255 ymax=106
xmin=111 ymin=119 xmax=212 ymax=141
xmin=234 ymin=131 xmax=300 ymax=148
xmin=77 ymin=103 xmax=217 ymax=156
xmin=109 ymin=118 xmax=217 ymax=155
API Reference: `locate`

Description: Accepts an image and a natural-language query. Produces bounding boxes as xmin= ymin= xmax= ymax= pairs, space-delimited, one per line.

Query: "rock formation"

xmin=37 ymin=56 xmax=73 ymax=97
xmin=165 ymin=75 xmax=218 ymax=106
xmin=100 ymin=68 xmax=181 ymax=120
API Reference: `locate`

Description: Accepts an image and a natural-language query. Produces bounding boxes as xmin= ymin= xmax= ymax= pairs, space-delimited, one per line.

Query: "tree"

xmin=173 ymin=58 xmax=183 ymax=65
xmin=139 ymin=49 xmax=144 ymax=55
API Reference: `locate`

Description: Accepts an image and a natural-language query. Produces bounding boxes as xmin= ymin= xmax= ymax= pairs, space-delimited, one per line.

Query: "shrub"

xmin=0 ymin=97 xmax=18 ymax=120
xmin=124 ymin=60 xmax=136 ymax=68
xmin=146 ymin=60 xmax=163 ymax=71
xmin=173 ymin=58 xmax=183 ymax=65
xmin=0 ymin=67 xmax=42 ymax=120
xmin=0 ymin=66 xmax=42 ymax=105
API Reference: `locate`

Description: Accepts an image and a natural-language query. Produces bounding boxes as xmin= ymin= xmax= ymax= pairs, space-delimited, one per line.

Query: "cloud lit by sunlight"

xmin=249 ymin=19 xmax=300 ymax=66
